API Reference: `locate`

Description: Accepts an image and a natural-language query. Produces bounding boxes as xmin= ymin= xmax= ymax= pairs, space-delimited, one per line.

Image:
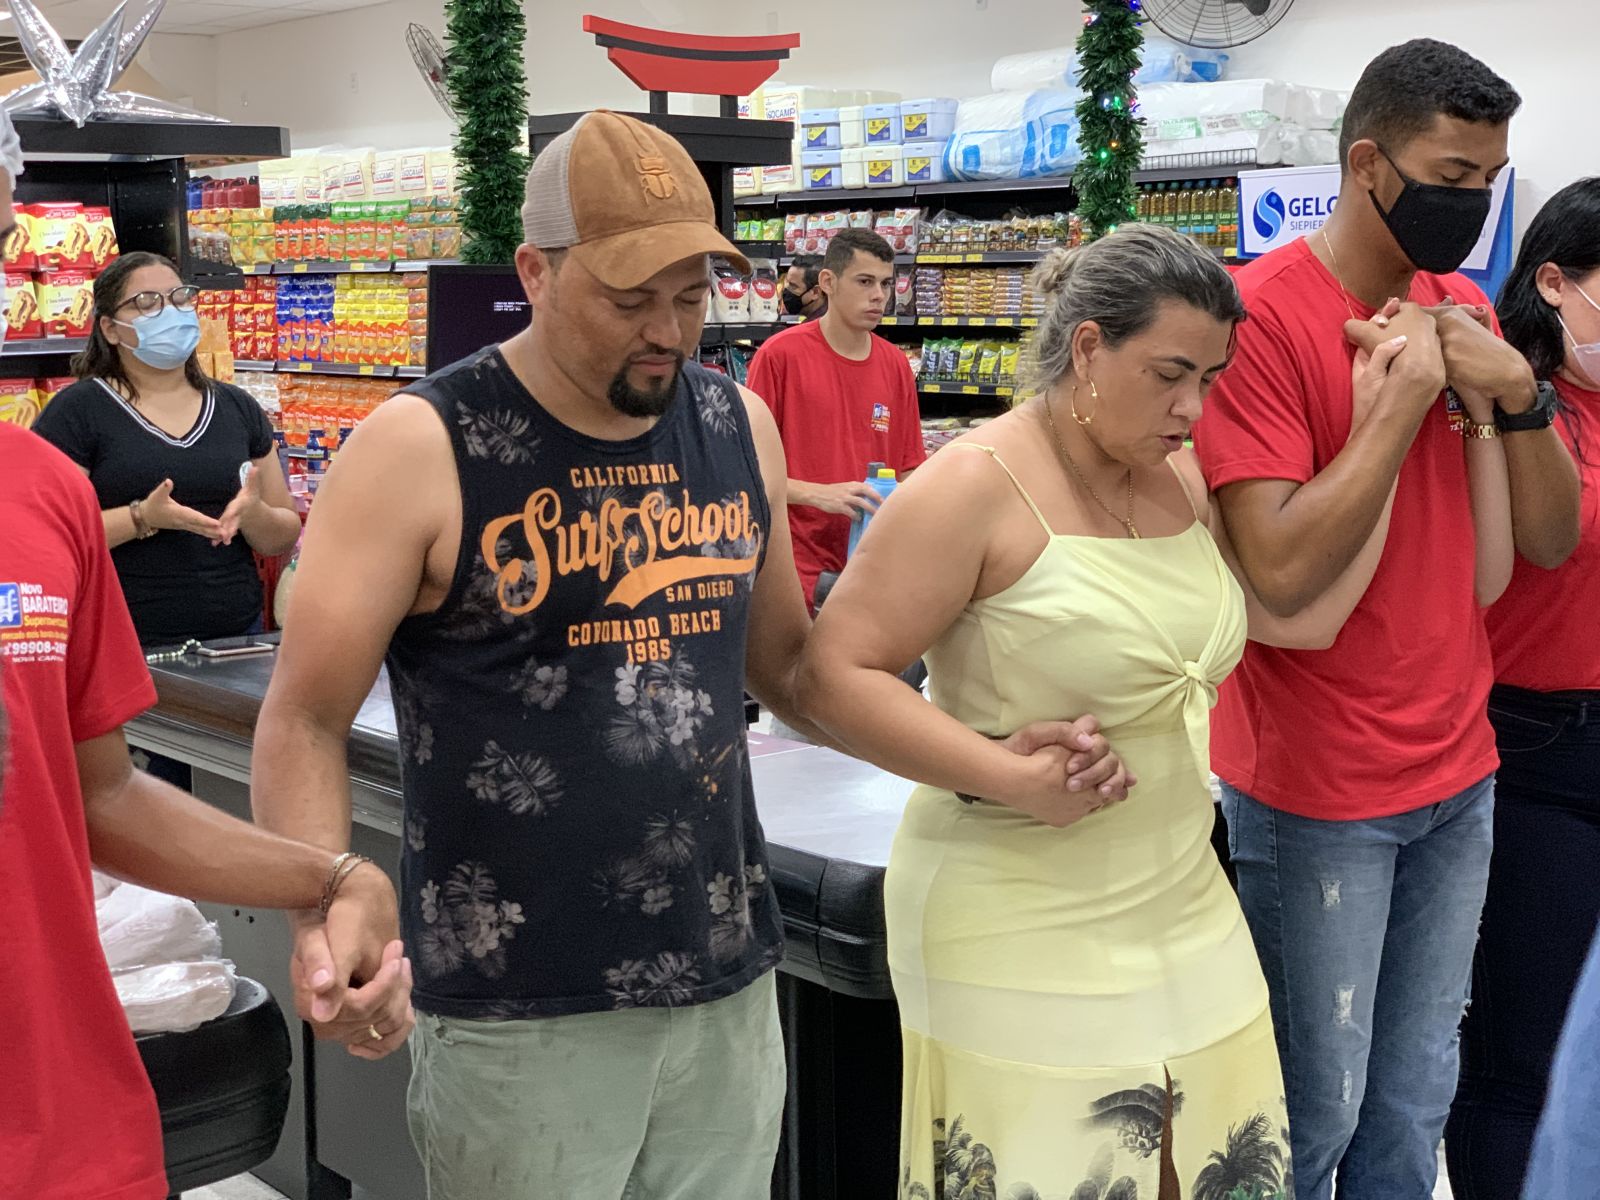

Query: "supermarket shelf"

xmin=914 ymin=251 xmax=1046 ymax=265
xmin=3 ymin=336 xmax=87 ymax=356
xmin=396 ymin=365 xmax=426 ymax=378
xmin=234 ymin=360 xmax=276 ymax=373
xmin=277 ymin=361 xmax=399 ymax=377
xmin=737 ymin=185 xmax=916 ymax=207
xmin=918 ymin=382 xmax=1015 ymax=398
xmin=701 ymin=322 xmax=784 ymax=342
xmin=880 ymin=316 xmax=1038 ymax=328
xmin=16 ymin=118 xmax=288 ymax=164
xmin=263 ymin=259 xmax=460 ymax=276
xmin=732 ymin=241 xmax=785 ymax=259
xmin=733 ymin=165 xmax=1265 ymax=209
xmin=915 ymin=175 xmax=1076 ymax=198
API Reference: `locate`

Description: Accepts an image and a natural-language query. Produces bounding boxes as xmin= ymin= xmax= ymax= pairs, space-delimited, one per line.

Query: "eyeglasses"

xmin=116 ymin=286 xmax=200 ymax=317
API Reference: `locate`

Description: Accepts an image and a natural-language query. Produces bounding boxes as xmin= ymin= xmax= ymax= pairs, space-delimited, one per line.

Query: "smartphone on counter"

xmin=195 ymin=636 xmax=276 ymax=659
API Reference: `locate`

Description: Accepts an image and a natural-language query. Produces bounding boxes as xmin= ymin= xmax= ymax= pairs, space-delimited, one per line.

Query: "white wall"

xmin=187 ymin=0 xmax=1596 ymax=228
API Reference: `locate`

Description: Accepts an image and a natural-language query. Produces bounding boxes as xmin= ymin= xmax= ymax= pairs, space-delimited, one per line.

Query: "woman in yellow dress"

xmin=796 ymin=225 xmax=1434 ymax=1198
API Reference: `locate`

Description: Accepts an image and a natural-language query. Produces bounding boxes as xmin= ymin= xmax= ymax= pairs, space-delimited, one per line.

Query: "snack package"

xmin=0 ymin=378 xmax=40 ymax=427
xmin=37 ymin=270 xmax=95 ymax=338
xmin=426 ymin=148 xmax=457 ymax=200
xmin=398 ymin=149 xmax=430 ymax=199
xmin=955 ymin=340 xmax=979 ymax=382
xmin=370 ymin=151 xmax=400 ymax=198
xmin=977 ymin=341 xmax=1003 ymax=385
xmin=1000 ymin=342 xmax=1022 ymax=383
xmin=340 ymin=149 xmax=376 ymax=201
xmin=749 ymin=263 xmax=780 ymax=321
xmin=27 ymin=203 xmax=89 ymax=270
xmin=894 ymin=266 xmax=916 ymax=316
xmin=3 ymin=210 xmax=35 ymax=272
xmin=784 ymin=212 xmax=806 ymax=254
xmin=711 ymin=267 xmax=751 ymax=323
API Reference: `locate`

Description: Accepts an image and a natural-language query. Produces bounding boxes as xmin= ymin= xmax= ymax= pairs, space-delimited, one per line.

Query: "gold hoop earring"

xmin=1071 ymin=380 xmax=1099 ymax=427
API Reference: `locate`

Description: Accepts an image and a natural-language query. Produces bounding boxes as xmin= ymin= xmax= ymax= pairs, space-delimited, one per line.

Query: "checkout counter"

xmin=126 ymin=649 xmax=911 ymax=1200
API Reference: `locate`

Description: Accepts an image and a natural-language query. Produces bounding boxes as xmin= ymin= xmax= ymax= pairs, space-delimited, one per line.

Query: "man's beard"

xmin=608 ymin=352 xmax=684 ymax=419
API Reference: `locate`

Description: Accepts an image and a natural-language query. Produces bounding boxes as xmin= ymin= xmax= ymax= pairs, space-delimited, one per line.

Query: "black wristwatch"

xmin=1495 ymin=380 xmax=1559 ymax=433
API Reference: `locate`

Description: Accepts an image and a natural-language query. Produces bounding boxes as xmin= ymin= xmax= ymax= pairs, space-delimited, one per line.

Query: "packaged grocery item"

xmin=749 ymin=263 xmax=779 ymax=320
xmin=340 ymin=148 xmax=375 ymax=200
xmin=900 ymin=99 xmax=959 ymax=144
xmin=710 ymin=267 xmax=751 ymax=322
xmin=863 ymin=103 xmax=901 ymax=146
xmin=977 ymin=341 xmax=1003 ymax=384
xmin=784 ymin=212 xmax=806 ymax=254
xmin=894 ymin=266 xmax=916 ymax=316
xmin=802 ymin=151 xmax=843 ymax=191
xmin=398 ymin=149 xmax=430 ymax=198
xmin=433 ymin=224 xmax=462 ymax=260
xmin=0 ymin=378 xmax=39 ymax=427
xmin=3 ymin=210 xmax=35 ymax=272
xmin=27 ymin=202 xmax=89 ymax=270
xmin=865 ymin=147 xmax=905 ymax=188
xmin=1000 ymin=343 xmax=1022 ymax=383
xmin=370 ymin=150 xmax=400 ymax=197
xmin=839 ymin=106 xmax=866 ymax=149
xmin=903 ymin=141 xmax=950 ymax=186
xmin=801 ymin=108 xmax=842 ymax=151
xmin=426 ymin=148 xmax=457 ymax=199
xmin=956 ymin=340 xmax=979 ymax=382
xmin=37 ymin=270 xmax=95 ymax=338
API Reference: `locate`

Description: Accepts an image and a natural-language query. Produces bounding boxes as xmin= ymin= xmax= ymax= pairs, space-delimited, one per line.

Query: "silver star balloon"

xmin=2 ymin=0 xmax=230 ymax=127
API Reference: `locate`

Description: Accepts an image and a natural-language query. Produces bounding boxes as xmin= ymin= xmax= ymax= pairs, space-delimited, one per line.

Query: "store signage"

xmin=1238 ymin=164 xmax=1512 ymax=273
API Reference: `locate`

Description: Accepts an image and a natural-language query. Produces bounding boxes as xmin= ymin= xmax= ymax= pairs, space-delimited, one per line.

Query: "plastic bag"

xmin=114 ymin=960 xmax=238 ymax=1034
xmin=989 ymin=35 xmax=1229 ymax=93
xmin=944 ymin=91 xmax=1081 ymax=182
xmin=96 ymin=877 xmax=223 ymax=970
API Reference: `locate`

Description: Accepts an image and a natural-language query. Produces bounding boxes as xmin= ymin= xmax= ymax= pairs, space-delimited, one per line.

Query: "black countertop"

xmin=138 ymin=651 xmax=911 ymax=1000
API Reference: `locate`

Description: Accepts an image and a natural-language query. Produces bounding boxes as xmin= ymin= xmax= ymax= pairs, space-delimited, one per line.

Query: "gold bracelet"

xmin=128 ymin=498 xmax=156 ymax=539
xmin=319 ymin=851 xmax=375 ymax=917
xmin=1461 ymin=418 xmax=1501 ymax=440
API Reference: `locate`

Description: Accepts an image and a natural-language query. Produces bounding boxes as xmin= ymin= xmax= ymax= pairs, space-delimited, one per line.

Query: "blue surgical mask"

xmin=114 ymin=304 xmax=201 ymax=371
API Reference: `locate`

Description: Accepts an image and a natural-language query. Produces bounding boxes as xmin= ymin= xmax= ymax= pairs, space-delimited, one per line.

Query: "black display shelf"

xmin=234 ymin=360 xmax=275 ymax=373
xmin=701 ymin=321 xmax=784 ymax=343
xmin=918 ymin=381 xmax=1016 ymax=398
xmin=14 ymin=118 xmax=289 ymax=164
xmin=733 ymin=240 xmax=785 ymax=259
xmin=915 ymin=175 xmax=1076 ymax=198
xmin=737 ymin=185 xmax=917 ymax=207
xmin=396 ymin=365 xmax=426 ymax=378
xmin=276 ymin=361 xmax=398 ymax=378
xmin=880 ymin=315 xmax=1038 ymax=329
xmin=3 ymin=336 xmax=87 ymax=356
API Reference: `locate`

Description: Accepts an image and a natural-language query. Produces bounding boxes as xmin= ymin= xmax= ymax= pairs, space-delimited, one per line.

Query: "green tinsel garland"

xmin=1074 ymin=0 xmax=1146 ymax=241
xmin=446 ymin=0 xmax=531 ymax=264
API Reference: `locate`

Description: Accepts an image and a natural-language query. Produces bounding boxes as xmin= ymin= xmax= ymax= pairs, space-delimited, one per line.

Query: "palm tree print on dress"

xmin=415 ymin=861 xmax=527 ymax=981
xmin=466 ymin=739 xmax=563 ymax=816
xmin=602 ymin=949 xmax=703 ymax=1008
xmin=1190 ymin=1112 xmax=1290 ymax=1200
xmin=458 ymin=401 xmax=540 ymax=465
xmin=509 ymin=658 xmax=569 ymax=711
xmin=1084 ymin=1083 xmax=1185 ymax=1160
xmin=605 ymin=657 xmax=716 ymax=768
xmin=700 ymin=493 xmax=764 ymax=593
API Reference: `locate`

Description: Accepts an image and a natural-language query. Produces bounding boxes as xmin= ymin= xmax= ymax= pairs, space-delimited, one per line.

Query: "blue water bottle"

xmin=847 ymin=464 xmax=900 ymax=558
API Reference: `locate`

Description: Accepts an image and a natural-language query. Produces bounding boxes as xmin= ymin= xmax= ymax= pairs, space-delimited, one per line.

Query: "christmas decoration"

xmin=2 ymin=0 xmax=228 ymax=127
xmin=446 ymin=0 xmax=531 ymax=264
xmin=1074 ymin=0 xmax=1146 ymax=240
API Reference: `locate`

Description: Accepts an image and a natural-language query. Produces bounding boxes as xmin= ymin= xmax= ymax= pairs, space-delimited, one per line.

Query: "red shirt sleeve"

xmin=1195 ymin=300 xmax=1317 ymax=490
xmin=747 ymin=341 xmax=787 ymax=429
xmin=64 ymin=471 xmax=156 ymax=742
xmin=893 ymin=353 xmax=927 ymax=473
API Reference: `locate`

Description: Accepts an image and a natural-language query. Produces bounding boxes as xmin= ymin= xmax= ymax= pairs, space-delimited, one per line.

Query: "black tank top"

xmin=387 ymin=348 xmax=783 ymax=1019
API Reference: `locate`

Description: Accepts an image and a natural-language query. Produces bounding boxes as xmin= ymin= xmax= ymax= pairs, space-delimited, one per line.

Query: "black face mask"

xmin=781 ymin=288 xmax=809 ymax=316
xmin=1368 ymin=149 xmax=1493 ymax=275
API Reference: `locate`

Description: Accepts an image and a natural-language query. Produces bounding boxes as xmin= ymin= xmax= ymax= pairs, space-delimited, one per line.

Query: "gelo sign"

xmin=1239 ymin=166 xmax=1342 ymax=255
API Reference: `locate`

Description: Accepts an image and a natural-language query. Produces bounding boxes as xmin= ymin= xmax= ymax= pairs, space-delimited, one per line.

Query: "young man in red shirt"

xmin=749 ymin=228 xmax=925 ymax=612
xmin=0 ymin=121 xmax=411 ymax=1198
xmin=1195 ymin=41 xmax=1580 ymax=1200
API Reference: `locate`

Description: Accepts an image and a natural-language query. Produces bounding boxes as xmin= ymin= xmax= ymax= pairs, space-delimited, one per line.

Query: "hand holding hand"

xmin=1344 ymin=303 xmax=1446 ymax=420
xmin=1349 ymin=334 xmax=1414 ymax=431
xmin=1425 ymin=299 xmax=1536 ymax=413
xmin=291 ymin=863 xmax=413 ymax=1060
xmin=995 ymin=714 xmax=1138 ymax=827
xmin=142 ymin=478 xmax=224 ymax=541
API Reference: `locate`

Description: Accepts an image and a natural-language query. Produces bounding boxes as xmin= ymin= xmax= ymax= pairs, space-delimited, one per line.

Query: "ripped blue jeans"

xmin=1221 ymin=777 xmax=1494 ymax=1200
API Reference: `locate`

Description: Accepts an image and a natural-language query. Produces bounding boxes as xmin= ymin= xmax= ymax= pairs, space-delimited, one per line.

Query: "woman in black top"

xmin=33 ymin=251 xmax=301 ymax=647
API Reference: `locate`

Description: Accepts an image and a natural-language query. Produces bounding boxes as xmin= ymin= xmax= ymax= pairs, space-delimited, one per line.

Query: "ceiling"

xmin=27 ymin=0 xmax=391 ymax=37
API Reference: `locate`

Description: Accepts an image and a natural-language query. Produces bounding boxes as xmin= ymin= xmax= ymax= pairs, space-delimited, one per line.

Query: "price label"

xmin=292 ymin=362 xmax=312 ymax=372
xmin=998 ymin=387 xmax=1015 ymax=397
xmin=996 ymin=318 xmax=1016 ymax=326
xmin=918 ymin=316 xmax=935 ymax=325
xmin=965 ymin=253 xmax=985 ymax=263
xmin=961 ymin=385 xmax=979 ymax=395
xmin=359 ymin=364 xmax=376 ymax=376
xmin=291 ymin=263 xmax=309 ymax=274
xmin=1023 ymin=318 xmax=1039 ymax=327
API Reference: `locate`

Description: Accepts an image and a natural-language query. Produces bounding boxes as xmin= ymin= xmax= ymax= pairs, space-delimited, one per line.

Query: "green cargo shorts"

xmin=406 ymin=971 xmax=785 ymax=1200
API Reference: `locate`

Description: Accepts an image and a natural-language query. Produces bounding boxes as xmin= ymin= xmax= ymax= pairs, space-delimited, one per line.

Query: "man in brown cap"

xmin=254 ymin=110 xmax=1128 ymax=1198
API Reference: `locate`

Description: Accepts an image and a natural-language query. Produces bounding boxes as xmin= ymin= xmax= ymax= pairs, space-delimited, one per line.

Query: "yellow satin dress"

xmin=891 ymin=446 xmax=1291 ymax=1200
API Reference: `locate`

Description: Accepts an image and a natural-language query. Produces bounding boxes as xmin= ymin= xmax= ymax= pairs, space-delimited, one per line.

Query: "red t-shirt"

xmin=747 ymin=320 xmax=926 ymax=607
xmin=1488 ymin=374 xmax=1600 ymax=691
xmin=0 ymin=423 xmax=167 ymax=1199
xmin=1194 ymin=237 xmax=1498 ymax=820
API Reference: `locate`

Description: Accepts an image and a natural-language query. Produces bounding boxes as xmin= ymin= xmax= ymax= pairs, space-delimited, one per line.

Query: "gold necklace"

xmin=1043 ymin=394 xmax=1139 ymax=539
xmin=1321 ymin=228 xmax=1358 ymax=323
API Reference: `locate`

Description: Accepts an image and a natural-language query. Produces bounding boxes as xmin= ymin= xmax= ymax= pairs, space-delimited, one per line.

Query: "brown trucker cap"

xmin=521 ymin=110 xmax=750 ymax=290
